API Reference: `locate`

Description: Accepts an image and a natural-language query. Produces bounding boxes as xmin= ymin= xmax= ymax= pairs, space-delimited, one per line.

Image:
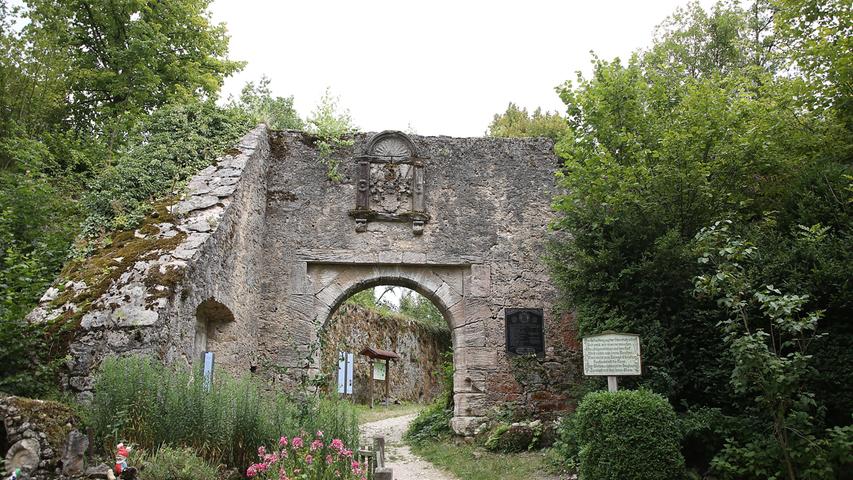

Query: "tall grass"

xmin=84 ymin=356 xmax=359 ymax=468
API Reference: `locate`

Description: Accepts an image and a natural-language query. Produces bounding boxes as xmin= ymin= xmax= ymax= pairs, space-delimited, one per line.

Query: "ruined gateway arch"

xmin=34 ymin=126 xmax=580 ymax=434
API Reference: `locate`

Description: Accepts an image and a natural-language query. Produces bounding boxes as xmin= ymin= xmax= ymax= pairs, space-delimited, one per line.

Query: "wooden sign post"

xmin=582 ymin=333 xmax=642 ymax=391
xmin=360 ymin=347 xmax=398 ymax=409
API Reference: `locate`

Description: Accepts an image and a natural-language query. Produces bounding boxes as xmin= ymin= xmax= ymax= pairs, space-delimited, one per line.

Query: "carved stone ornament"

xmin=349 ymin=131 xmax=430 ymax=234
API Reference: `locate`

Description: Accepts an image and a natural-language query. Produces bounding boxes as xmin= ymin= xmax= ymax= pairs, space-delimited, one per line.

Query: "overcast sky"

xmin=210 ymin=0 xmax=715 ymax=137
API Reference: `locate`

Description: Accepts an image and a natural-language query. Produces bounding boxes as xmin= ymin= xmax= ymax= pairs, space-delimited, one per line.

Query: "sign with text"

xmin=582 ymin=333 xmax=642 ymax=376
xmin=373 ymin=361 xmax=386 ymax=381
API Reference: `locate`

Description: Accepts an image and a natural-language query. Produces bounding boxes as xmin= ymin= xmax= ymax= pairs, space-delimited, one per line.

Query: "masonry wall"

xmin=320 ymin=303 xmax=450 ymax=404
xmin=27 ymin=127 xmax=582 ymax=435
xmin=258 ymin=131 xmax=581 ymax=432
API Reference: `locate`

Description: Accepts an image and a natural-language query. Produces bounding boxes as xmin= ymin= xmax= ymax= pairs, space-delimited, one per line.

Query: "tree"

xmin=399 ymin=290 xmax=445 ymax=330
xmin=24 ymin=0 xmax=243 ymax=138
xmin=774 ymin=0 xmax=853 ymax=129
xmin=549 ymin=1 xmax=851 ymax=475
xmin=487 ymin=102 xmax=567 ymax=140
xmin=229 ymin=76 xmax=303 ymax=130
xmin=694 ymin=221 xmax=833 ymax=480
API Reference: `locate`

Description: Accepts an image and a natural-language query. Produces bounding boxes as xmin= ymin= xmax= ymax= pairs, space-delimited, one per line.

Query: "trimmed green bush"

xmin=575 ymin=389 xmax=685 ymax=480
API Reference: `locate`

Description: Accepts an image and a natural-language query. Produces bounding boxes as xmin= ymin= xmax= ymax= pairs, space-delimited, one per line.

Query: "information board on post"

xmin=372 ymin=361 xmax=386 ymax=381
xmin=582 ymin=333 xmax=641 ymax=392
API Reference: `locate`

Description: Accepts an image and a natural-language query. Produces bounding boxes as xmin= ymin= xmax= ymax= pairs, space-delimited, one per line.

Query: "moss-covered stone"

xmin=50 ymin=198 xmax=186 ymax=313
xmin=5 ymin=396 xmax=77 ymax=451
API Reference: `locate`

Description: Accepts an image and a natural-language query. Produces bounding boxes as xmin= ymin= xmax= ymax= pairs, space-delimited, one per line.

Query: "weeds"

xmin=84 ymin=356 xmax=359 ymax=469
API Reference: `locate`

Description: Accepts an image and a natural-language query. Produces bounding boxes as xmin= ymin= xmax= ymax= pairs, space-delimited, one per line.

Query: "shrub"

xmin=136 ymin=445 xmax=222 ymax=480
xmin=246 ymin=433 xmax=366 ymax=480
xmin=404 ymin=354 xmax=454 ymax=444
xmin=403 ymin=400 xmax=453 ymax=445
xmin=574 ymin=389 xmax=685 ymax=480
xmin=484 ymin=421 xmax=544 ymax=453
xmin=82 ymin=99 xmax=252 ymax=236
xmin=85 ymin=356 xmax=359 ymax=469
xmin=547 ymin=414 xmax=581 ymax=474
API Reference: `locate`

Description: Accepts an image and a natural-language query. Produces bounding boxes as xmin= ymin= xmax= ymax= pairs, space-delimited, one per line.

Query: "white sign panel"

xmin=202 ymin=351 xmax=215 ymax=392
xmin=373 ymin=362 xmax=386 ymax=381
xmin=582 ymin=333 xmax=642 ymax=376
xmin=337 ymin=352 xmax=353 ymax=394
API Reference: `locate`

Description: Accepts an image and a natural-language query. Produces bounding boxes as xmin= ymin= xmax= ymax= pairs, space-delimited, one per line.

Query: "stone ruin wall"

xmin=25 ymin=126 xmax=582 ymax=435
xmin=321 ymin=303 xmax=451 ymax=404
xmin=0 ymin=395 xmax=86 ymax=479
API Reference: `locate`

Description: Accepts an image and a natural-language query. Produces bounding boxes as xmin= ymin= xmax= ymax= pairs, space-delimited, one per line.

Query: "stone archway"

xmin=287 ymin=262 xmax=494 ymax=433
xmin=46 ymin=126 xmax=577 ymax=434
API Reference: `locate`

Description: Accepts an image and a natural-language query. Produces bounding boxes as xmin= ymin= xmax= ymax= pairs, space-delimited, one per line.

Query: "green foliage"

xmin=84 ymin=356 xmax=359 ymax=469
xmin=487 ymin=102 xmax=567 ymax=140
xmin=404 ymin=353 xmax=454 ymax=444
xmin=82 ymin=99 xmax=252 ymax=235
xmin=694 ymin=220 xmax=849 ymax=480
xmin=306 ymin=88 xmax=356 ymax=182
xmin=774 ymin=0 xmax=853 ymax=129
xmin=574 ymin=389 xmax=685 ymax=480
xmin=484 ymin=421 xmax=543 ymax=453
xmin=24 ymin=0 xmax=243 ymax=135
xmin=548 ymin=3 xmax=852 ymax=463
xmin=229 ymin=76 xmax=303 ymax=130
xmin=0 ymin=0 xmax=254 ymax=399
xmin=404 ymin=400 xmax=453 ymax=445
xmin=135 ymin=445 xmax=222 ymax=480
xmin=343 ymin=288 xmax=378 ymax=309
xmin=548 ymin=414 xmax=581 ymax=474
xmin=399 ymin=289 xmax=446 ymax=331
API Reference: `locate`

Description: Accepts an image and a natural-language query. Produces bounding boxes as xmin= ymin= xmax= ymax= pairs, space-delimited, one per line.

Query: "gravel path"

xmin=359 ymin=413 xmax=458 ymax=480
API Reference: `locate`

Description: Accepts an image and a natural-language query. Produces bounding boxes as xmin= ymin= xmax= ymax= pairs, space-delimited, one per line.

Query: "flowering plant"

xmin=246 ymin=431 xmax=368 ymax=480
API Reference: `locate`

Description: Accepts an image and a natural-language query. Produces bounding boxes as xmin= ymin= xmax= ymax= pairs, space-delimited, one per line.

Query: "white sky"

xmin=210 ymin=0 xmax=715 ymax=137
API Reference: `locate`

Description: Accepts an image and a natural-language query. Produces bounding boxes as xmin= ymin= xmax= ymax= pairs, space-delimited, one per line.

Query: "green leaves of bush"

xmin=574 ymin=389 xmax=685 ymax=480
xmin=81 ymin=100 xmax=252 ymax=236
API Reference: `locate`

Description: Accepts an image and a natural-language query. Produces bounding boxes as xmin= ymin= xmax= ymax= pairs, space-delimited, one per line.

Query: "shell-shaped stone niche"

xmin=365 ymin=131 xmax=418 ymax=158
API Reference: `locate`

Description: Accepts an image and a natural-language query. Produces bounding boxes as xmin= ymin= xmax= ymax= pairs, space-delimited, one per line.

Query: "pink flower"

xmin=279 ymin=436 xmax=288 ymax=447
xmin=305 ymin=455 xmax=313 ymax=465
xmin=326 ymin=454 xmax=334 ymax=465
xmin=258 ymin=446 xmax=266 ymax=457
xmin=330 ymin=438 xmax=344 ymax=451
xmin=292 ymin=436 xmax=304 ymax=449
xmin=246 ymin=465 xmax=257 ymax=477
xmin=310 ymin=439 xmax=324 ymax=451
xmin=316 ymin=430 xmax=324 ymax=437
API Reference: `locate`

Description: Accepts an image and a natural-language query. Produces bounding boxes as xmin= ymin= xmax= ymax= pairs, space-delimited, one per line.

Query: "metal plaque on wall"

xmin=505 ymin=308 xmax=545 ymax=356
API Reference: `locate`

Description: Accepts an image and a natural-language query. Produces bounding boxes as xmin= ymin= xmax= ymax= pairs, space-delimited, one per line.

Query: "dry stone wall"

xmin=0 ymin=395 xmax=85 ymax=479
xmin=27 ymin=127 xmax=582 ymax=435
xmin=321 ymin=303 xmax=450 ymax=404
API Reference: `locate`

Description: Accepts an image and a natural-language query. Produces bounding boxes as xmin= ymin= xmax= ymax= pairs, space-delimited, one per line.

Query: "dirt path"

xmin=359 ymin=413 xmax=458 ymax=480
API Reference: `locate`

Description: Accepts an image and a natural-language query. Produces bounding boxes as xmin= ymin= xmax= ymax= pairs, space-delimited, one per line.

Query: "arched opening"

xmin=319 ymin=283 xmax=453 ymax=409
xmin=194 ymin=298 xmax=237 ymax=367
